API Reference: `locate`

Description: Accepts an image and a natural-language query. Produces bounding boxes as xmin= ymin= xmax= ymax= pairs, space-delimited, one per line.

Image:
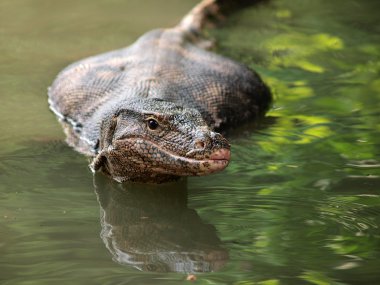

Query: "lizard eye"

xmin=147 ymin=118 xmax=159 ymax=130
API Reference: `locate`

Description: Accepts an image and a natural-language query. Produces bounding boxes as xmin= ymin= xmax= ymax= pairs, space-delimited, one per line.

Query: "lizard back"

xmin=49 ymin=27 xmax=271 ymax=131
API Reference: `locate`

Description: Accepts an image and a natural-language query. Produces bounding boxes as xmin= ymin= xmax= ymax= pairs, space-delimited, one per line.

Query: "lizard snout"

xmin=191 ymin=128 xmax=213 ymax=151
xmin=194 ymin=139 xmax=205 ymax=150
xmin=186 ymin=130 xmax=230 ymax=160
xmin=210 ymin=148 xmax=231 ymax=161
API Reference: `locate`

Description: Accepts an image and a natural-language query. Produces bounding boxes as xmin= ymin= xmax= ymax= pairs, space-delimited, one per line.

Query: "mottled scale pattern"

xmin=49 ymin=28 xmax=271 ymax=131
xmin=49 ymin=5 xmax=272 ymax=183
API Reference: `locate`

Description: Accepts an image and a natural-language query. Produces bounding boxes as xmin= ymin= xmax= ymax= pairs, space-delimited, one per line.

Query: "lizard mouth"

xmin=144 ymin=141 xmax=230 ymax=176
xmin=110 ymin=138 xmax=231 ymax=177
xmin=199 ymin=148 xmax=231 ymax=173
xmin=160 ymin=149 xmax=230 ymax=176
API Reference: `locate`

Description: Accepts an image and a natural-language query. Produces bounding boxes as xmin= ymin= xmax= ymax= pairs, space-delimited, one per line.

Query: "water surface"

xmin=1 ymin=0 xmax=379 ymax=284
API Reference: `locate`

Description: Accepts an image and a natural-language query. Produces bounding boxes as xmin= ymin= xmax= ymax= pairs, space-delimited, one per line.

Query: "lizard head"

xmin=91 ymin=98 xmax=230 ymax=183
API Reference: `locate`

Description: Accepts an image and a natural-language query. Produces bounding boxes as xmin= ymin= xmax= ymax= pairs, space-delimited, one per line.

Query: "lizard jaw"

xmin=124 ymin=138 xmax=231 ymax=176
xmin=197 ymin=148 xmax=231 ymax=174
xmin=93 ymin=138 xmax=231 ymax=182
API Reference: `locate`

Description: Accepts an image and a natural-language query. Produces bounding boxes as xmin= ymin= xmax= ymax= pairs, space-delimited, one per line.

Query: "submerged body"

xmin=48 ymin=0 xmax=272 ymax=182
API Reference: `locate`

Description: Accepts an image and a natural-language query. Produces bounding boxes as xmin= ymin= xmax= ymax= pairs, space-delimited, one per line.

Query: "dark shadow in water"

xmin=93 ymin=174 xmax=229 ymax=273
xmin=224 ymin=115 xmax=277 ymax=138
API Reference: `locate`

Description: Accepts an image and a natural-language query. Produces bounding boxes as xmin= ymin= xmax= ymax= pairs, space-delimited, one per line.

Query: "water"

xmin=1 ymin=0 xmax=379 ymax=284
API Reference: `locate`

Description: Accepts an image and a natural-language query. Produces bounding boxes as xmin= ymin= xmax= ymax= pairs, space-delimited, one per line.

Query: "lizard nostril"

xmin=194 ymin=140 xmax=205 ymax=150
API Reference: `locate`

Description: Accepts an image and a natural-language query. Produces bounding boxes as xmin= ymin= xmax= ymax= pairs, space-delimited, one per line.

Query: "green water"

xmin=1 ymin=0 xmax=379 ymax=284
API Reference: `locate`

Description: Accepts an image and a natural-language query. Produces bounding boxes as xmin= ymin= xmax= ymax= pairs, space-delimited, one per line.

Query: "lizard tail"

xmin=178 ymin=0 xmax=264 ymax=34
xmin=178 ymin=0 xmax=220 ymax=34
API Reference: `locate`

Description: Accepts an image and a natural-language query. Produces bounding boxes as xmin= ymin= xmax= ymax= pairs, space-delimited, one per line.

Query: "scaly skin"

xmin=48 ymin=0 xmax=272 ymax=183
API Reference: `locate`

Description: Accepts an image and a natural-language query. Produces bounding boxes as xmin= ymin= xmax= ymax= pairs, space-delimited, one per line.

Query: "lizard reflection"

xmin=93 ymin=175 xmax=228 ymax=273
